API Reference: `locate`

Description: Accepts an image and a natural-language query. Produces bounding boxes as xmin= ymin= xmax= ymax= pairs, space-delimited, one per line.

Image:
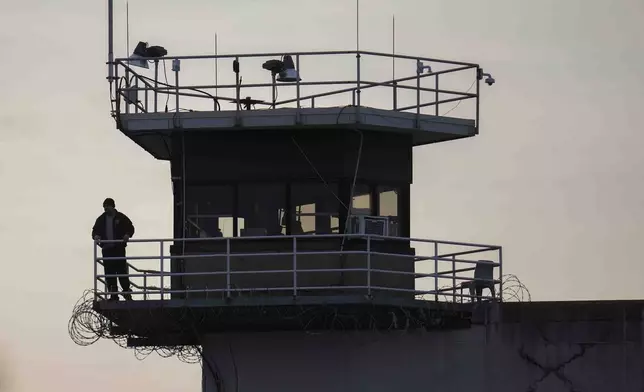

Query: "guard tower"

xmin=89 ymin=1 xmax=503 ymax=390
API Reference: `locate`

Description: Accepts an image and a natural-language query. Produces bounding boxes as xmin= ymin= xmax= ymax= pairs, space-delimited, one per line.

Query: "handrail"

xmin=92 ymin=234 xmax=502 ymax=304
xmin=111 ymin=50 xmax=481 ymax=127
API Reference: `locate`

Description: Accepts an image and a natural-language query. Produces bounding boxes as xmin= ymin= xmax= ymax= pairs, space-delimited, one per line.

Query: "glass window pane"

xmin=351 ymin=184 xmax=371 ymax=215
xmin=378 ymin=186 xmax=398 ymax=217
xmin=238 ymin=183 xmax=286 ymax=236
xmin=291 ymin=183 xmax=341 ymax=235
xmin=378 ymin=186 xmax=400 ymax=237
xmin=186 ymin=185 xmax=234 ymax=238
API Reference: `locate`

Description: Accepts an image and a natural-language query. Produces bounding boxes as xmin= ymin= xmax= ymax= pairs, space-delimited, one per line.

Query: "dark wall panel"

xmin=181 ymin=129 xmax=413 ymax=184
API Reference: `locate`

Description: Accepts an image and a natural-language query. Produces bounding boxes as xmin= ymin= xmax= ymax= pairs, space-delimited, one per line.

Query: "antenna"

xmin=392 ymin=15 xmax=395 ymax=81
xmin=356 ymin=0 xmax=360 ymax=51
xmin=126 ymin=0 xmax=130 ymax=57
xmin=215 ymin=33 xmax=218 ymax=97
xmin=107 ymin=0 xmax=114 ymax=96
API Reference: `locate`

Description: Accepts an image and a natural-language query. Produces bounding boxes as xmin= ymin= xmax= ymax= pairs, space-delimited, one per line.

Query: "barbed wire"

xmin=68 ymin=290 xmax=203 ymax=363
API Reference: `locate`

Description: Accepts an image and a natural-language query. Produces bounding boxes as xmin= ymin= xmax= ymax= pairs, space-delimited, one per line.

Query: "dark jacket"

xmin=91 ymin=211 xmax=135 ymax=248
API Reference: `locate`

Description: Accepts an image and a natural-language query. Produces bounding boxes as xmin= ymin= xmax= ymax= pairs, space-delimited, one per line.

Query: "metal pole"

xmin=367 ymin=236 xmax=371 ymax=297
xmin=226 ymin=238 xmax=231 ymax=298
xmin=107 ymin=0 xmax=114 ymax=95
xmin=433 ymin=242 xmax=438 ymax=302
xmin=293 ymin=237 xmax=297 ymax=297
xmin=175 ymin=64 xmax=180 ymax=113
xmin=435 ymin=75 xmax=439 ymax=116
xmin=296 ymin=54 xmax=301 ymax=122
xmin=452 ymin=255 xmax=456 ymax=302
xmin=154 ymin=60 xmax=159 ymax=112
xmin=416 ymin=66 xmax=421 ymax=127
xmin=498 ymin=247 xmax=503 ymax=302
xmin=355 ymin=53 xmax=361 ymax=122
xmin=160 ymin=240 xmax=164 ymax=300
xmin=93 ymin=240 xmax=98 ymax=300
xmin=475 ymin=68 xmax=481 ymax=134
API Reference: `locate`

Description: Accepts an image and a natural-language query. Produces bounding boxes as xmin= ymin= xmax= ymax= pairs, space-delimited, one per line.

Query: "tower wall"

xmin=200 ymin=302 xmax=644 ymax=392
xmin=169 ymin=130 xmax=414 ymax=296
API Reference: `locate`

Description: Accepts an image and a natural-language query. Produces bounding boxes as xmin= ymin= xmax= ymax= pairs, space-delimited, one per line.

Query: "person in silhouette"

xmin=91 ymin=198 xmax=135 ymax=301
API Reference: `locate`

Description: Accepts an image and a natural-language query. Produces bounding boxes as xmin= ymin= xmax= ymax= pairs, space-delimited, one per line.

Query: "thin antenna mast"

xmin=392 ymin=15 xmax=395 ymax=80
xmin=215 ymin=33 xmax=218 ymax=97
xmin=126 ymin=1 xmax=130 ymax=57
xmin=107 ymin=0 xmax=114 ymax=96
xmin=356 ymin=0 xmax=360 ymax=51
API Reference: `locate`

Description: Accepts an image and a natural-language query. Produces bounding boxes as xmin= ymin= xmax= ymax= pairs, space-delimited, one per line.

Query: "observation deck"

xmin=111 ymin=50 xmax=484 ymax=160
xmin=92 ymin=234 xmax=502 ymax=344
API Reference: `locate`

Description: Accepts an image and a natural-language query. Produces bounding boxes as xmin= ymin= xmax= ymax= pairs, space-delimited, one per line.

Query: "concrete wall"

xmin=200 ymin=302 xmax=644 ymax=392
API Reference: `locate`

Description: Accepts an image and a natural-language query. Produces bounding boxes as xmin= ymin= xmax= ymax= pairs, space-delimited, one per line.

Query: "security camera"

xmin=478 ymin=69 xmax=495 ymax=86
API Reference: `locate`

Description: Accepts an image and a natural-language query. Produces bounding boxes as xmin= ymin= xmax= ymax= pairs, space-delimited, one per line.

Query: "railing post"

xmin=125 ymin=68 xmax=130 ymax=114
xmin=154 ymin=60 xmax=159 ymax=112
xmin=355 ymin=52 xmax=361 ymax=122
xmin=366 ymin=236 xmax=371 ymax=297
xmin=159 ymin=240 xmax=164 ymax=300
xmin=392 ymin=81 xmax=398 ymax=110
xmin=296 ymin=54 xmax=301 ymax=123
xmin=498 ymin=247 xmax=503 ymax=302
xmin=433 ymin=242 xmax=438 ymax=302
xmin=435 ymin=74 xmax=439 ymax=116
xmin=174 ymin=59 xmax=180 ymax=114
xmin=93 ymin=240 xmax=98 ymax=300
xmin=226 ymin=238 xmax=231 ymax=299
xmin=143 ymin=272 xmax=148 ymax=300
xmin=416 ymin=64 xmax=421 ymax=127
xmin=452 ymin=255 xmax=456 ymax=302
xmin=293 ymin=237 xmax=297 ymax=297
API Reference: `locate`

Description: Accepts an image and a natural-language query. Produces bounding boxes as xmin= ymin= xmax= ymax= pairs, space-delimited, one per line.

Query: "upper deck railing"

xmin=93 ymin=234 xmax=502 ymax=304
xmin=110 ymin=50 xmax=484 ymax=130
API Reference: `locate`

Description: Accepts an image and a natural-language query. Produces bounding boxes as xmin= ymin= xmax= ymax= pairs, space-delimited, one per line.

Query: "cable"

xmin=290 ymin=137 xmax=348 ymax=211
xmin=440 ymin=80 xmax=476 ymax=116
xmin=163 ymin=59 xmax=170 ymax=112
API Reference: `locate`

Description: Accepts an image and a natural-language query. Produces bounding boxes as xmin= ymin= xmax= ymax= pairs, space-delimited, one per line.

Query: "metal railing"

xmin=110 ymin=50 xmax=481 ymax=128
xmin=93 ymin=234 xmax=502 ymax=304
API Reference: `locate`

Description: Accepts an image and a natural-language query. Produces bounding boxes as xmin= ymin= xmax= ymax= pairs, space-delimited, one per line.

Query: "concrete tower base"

xmin=201 ymin=301 xmax=643 ymax=392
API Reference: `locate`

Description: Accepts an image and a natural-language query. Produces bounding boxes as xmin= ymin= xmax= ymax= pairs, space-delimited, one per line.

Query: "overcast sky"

xmin=0 ymin=0 xmax=643 ymax=391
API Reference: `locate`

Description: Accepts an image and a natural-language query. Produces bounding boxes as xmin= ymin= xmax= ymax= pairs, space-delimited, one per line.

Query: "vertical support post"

xmin=226 ymin=238 xmax=231 ymax=299
xmin=134 ymin=78 xmax=139 ymax=113
xmin=393 ymin=81 xmax=398 ymax=110
xmin=311 ymin=97 xmax=315 ymax=108
xmin=433 ymin=242 xmax=438 ymax=302
xmin=154 ymin=60 xmax=159 ymax=112
xmin=355 ymin=52 xmax=361 ymax=122
xmin=93 ymin=240 xmax=98 ymax=300
xmin=296 ymin=54 xmax=301 ymax=123
xmin=435 ymin=74 xmax=439 ymax=116
xmin=234 ymin=56 xmax=241 ymax=124
xmin=143 ymin=273 xmax=147 ymax=300
xmin=175 ymin=61 xmax=180 ymax=114
xmin=416 ymin=66 xmax=421 ymax=127
xmin=475 ymin=67 xmax=480 ymax=134
xmin=366 ymin=235 xmax=371 ymax=297
xmin=159 ymin=240 xmax=164 ymax=300
xmin=452 ymin=255 xmax=456 ymax=302
xmin=107 ymin=0 xmax=114 ymax=97
xmin=292 ymin=237 xmax=297 ymax=297
xmin=125 ymin=69 xmax=130 ymax=114
xmin=145 ymin=83 xmax=149 ymax=113
xmin=498 ymin=247 xmax=503 ymax=302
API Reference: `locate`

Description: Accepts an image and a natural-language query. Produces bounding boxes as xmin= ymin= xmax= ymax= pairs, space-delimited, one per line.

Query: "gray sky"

xmin=0 ymin=0 xmax=643 ymax=391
